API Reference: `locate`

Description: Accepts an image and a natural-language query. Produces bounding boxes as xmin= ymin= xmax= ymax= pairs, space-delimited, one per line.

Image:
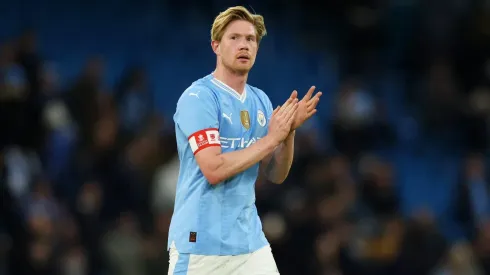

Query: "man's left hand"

xmin=288 ymin=86 xmax=322 ymax=130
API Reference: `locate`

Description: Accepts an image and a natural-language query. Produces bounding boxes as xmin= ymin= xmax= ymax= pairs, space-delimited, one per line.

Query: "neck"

xmin=213 ymin=64 xmax=248 ymax=94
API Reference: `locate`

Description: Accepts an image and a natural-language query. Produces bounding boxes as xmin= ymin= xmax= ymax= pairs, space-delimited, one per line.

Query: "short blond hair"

xmin=211 ymin=6 xmax=267 ymax=43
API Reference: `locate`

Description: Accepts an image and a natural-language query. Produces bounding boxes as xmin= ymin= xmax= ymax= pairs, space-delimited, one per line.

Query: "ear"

xmin=211 ymin=41 xmax=220 ymax=55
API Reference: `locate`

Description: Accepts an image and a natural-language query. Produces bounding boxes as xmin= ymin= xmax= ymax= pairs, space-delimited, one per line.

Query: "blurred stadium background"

xmin=1 ymin=0 xmax=490 ymax=274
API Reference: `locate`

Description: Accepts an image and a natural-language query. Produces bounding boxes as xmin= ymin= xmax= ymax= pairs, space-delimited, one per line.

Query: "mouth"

xmin=237 ymin=54 xmax=250 ymax=61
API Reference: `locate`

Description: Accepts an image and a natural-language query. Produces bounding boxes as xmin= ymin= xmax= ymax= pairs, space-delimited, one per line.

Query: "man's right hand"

xmin=267 ymin=97 xmax=298 ymax=145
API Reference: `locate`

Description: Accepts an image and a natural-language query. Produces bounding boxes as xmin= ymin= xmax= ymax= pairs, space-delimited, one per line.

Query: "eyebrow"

xmin=229 ymin=33 xmax=255 ymax=37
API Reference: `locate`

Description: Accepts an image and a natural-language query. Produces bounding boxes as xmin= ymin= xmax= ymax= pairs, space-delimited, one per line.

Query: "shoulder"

xmin=177 ymin=79 xmax=218 ymax=108
xmin=247 ymin=84 xmax=270 ymax=101
xmin=247 ymin=84 xmax=268 ymax=99
xmin=247 ymin=84 xmax=272 ymax=108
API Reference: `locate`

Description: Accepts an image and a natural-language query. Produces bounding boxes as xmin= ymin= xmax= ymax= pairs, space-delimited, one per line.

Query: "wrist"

xmin=263 ymin=134 xmax=282 ymax=149
xmin=285 ymin=130 xmax=296 ymax=142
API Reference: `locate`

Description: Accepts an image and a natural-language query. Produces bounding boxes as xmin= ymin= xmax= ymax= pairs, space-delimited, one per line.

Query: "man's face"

xmin=214 ymin=20 xmax=258 ymax=75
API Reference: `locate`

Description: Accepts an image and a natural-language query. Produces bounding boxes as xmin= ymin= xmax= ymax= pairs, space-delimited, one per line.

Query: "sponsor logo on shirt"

xmin=220 ymin=137 xmax=262 ymax=149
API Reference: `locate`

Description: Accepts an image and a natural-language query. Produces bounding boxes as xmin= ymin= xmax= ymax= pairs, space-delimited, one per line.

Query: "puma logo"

xmin=222 ymin=112 xmax=232 ymax=124
xmin=189 ymin=91 xmax=201 ymax=98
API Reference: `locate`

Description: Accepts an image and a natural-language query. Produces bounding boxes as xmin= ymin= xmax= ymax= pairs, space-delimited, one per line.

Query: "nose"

xmin=238 ymin=38 xmax=249 ymax=51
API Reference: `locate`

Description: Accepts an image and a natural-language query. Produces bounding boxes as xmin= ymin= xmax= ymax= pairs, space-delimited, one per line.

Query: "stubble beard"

xmin=223 ymin=59 xmax=250 ymax=76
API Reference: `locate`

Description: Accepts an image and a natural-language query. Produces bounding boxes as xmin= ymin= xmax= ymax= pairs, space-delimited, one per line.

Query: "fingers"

xmin=276 ymin=86 xmax=321 ymax=120
xmin=279 ymin=97 xmax=294 ymax=112
xmin=283 ymin=98 xmax=298 ymax=114
xmin=306 ymin=92 xmax=322 ymax=112
xmin=284 ymin=104 xmax=299 ymax=122
xmin=302 ymin=86 xmax=316 ymax=101
xmin=290 ymin=90 xmax=298 ymax=100
xmin=278 ymin=90 xmax=298 ymax=113
xmin=286 ymin=107 xmax=298 ymax=125
xmin=308 ymin=109 xmax=317 ymax=117
xmin=307 ymin=93 xmax=321 ymax=112
xmin=306 ymin=91 xmax=322 ymax=105
xmin=313 ymin=91 xmax=322 ymax=101
xmin=272 ymin=106 xmax=280 ymax=116
xmin=276 ymin=98 xmax=298 ymax=122
xmin=278 ymin=97 xmax=298 ymax=116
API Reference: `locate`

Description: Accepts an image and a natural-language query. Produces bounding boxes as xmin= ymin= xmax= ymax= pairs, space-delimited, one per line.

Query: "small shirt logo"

xmin=223 ymin=112 xmax=233 ymax=124
xmin=240 ymin=110 xmax=251 ymax=130
xmin=189 ymin=232 xmax=197 ymax=243
xmin=257 ymin=110 xmax=266 ymax=127
xmin=188 ymin=90 xmax=200 ymax=98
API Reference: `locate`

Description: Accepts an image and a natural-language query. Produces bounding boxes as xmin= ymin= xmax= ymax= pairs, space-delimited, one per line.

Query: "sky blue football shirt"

xmin=169 ymin=74 xmax=274 ymax=255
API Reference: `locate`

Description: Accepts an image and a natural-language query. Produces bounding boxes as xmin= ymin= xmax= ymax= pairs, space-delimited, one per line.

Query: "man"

xmin=168 ymin=6 xmax=322 ymax=275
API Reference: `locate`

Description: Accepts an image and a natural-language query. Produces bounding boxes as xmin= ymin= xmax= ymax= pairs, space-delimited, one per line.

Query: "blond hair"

xmin=211 ymin=6 xmax=267 ymax=43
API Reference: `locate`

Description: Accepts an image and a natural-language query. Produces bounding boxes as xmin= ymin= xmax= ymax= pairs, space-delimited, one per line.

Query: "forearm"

xmin=262 ymin=131 xmax=295 ymax=184
xmin=202 ymin=136 xmax=279 ymax=184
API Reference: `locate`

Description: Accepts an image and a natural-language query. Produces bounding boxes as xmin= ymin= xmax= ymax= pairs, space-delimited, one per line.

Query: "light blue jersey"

xmin=168 ymin=74 xmax=274 ymax=256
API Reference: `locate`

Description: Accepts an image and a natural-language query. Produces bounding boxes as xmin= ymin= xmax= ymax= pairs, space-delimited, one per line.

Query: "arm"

xmin=260 ymin=130 xmax=295 ymax=184
xmin=259 ymin=86 xmax=322 ymax=183
xmin=198 ymin=98 xmax=297 ymax=184
xmin=195 ymin=135 xmax=279 ymax=185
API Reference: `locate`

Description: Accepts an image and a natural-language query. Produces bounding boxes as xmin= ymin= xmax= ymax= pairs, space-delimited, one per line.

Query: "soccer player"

xmin=168 ymin=6 xmax=322 ymax=275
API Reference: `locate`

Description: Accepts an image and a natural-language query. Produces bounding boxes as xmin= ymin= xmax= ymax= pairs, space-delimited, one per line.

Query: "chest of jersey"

xmin=216 ymin=90 xmax=269 ymax=152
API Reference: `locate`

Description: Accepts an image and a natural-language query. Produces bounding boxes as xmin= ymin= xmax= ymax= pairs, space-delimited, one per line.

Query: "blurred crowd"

xmin=1 ymin=1 xmax=490 ymax=275
xmin=0 ymin=29 xmax=176 ymax=275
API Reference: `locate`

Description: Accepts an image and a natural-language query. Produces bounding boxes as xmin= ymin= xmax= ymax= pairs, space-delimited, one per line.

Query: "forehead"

xmin=224 ymin=20 xmax=256 ymax=36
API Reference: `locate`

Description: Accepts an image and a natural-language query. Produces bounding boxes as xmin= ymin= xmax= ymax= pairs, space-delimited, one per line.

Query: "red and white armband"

xmin=188 ymin=128 xmax=221 ymax=155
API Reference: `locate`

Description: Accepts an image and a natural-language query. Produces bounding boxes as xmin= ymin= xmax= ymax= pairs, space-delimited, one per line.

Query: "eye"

xmin=231 ymin=36 xmax=237 ymax=40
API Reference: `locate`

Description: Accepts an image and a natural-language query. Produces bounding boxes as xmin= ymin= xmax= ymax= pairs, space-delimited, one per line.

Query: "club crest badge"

xmin=257 ymin=110 xmax=266 ymax=127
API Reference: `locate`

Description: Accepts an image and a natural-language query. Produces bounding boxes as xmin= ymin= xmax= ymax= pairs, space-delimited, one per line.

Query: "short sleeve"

xmin=174 ymin=86 xmax=221 ymax=155
xmin=264 ymin=96 xmax=274 ymax=120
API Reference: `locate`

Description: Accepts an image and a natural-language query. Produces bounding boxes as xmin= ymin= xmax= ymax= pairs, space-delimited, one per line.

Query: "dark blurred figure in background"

xmin=65 ymin=57 xmax=108 ymax=153
xmin=16 ymin=29 xmax=45 ymax=152
xmin=115 ymin=66 xmax=157 ymax=144
xmin=332 ymin=78 xmax=377 ymax=159
xmin=454 ymin=153 xmax=490 ymax=273
xmin=0 ymin=41 xmax=29 ymax=148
